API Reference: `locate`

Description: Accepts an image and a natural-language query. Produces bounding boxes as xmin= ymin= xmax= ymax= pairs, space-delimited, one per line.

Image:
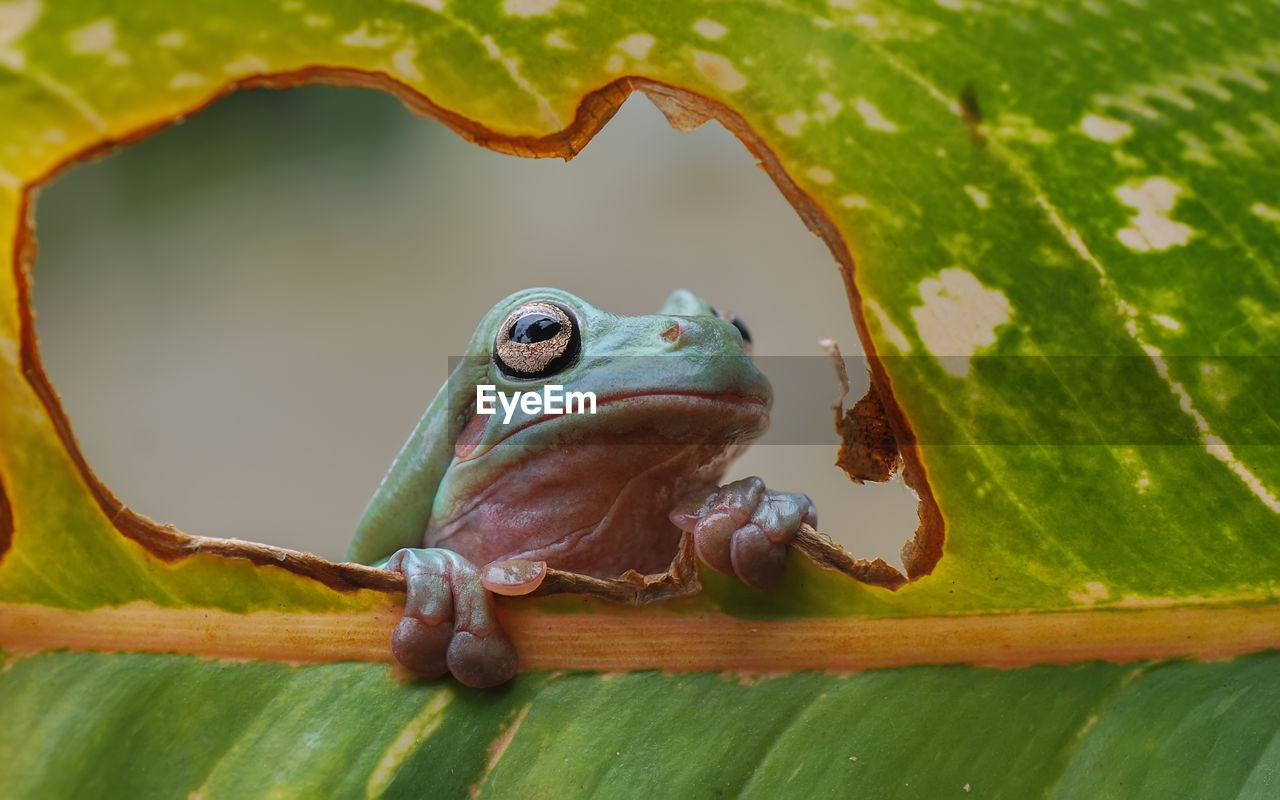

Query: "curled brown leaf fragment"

xmin=794 ymin=525 xmax=907 ymax=589
xmin=821 ymin=340 xmax=902 ymax=484
xmin=835 ymin=387 xmax=903 ymax=484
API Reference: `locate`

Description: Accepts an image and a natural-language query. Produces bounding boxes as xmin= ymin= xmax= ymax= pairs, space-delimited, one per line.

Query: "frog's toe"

xmin=729 ymin=521 xmax=791 ymax=590
xmin=391 ymin=616 xmax=452 ymax=678
xmin=387 ymin=547 xmax=517 ymax=687
xmin=688 ymin=509 xmax=737 ymax=575
xmin=754 ymin=490 xmax=818 ymax=545
xmin=672 ymin=477 xmax=817 ymax=590
xmin=447 ymin=630 xmax=518 ymax=688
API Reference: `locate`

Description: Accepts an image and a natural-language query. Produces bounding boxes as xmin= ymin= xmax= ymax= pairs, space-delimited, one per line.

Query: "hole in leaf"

xmin=31 ymin=85 xmax=920 ymax=573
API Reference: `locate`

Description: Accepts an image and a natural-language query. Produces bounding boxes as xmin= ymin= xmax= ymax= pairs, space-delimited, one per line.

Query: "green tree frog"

xmin=350 ymin=288 xmax=816 ymax=687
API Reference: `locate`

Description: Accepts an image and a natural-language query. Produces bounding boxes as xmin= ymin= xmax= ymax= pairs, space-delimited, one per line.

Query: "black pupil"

xmin=511 ymin=314 xmax=561 ymax=344
xmin=731 ymin=318 xmax=752 ymax=344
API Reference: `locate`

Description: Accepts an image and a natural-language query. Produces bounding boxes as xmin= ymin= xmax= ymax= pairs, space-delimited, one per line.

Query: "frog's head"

xmin=446 ymin=287 xmax=771 ymax=459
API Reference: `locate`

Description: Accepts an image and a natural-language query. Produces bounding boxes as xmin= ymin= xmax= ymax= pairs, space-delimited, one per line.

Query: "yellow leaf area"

xmin=2 ymin=0 xmax=1278 ymax=672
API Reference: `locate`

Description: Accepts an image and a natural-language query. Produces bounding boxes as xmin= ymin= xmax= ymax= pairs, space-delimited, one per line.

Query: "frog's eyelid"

xmin=707 ymin=306 xmax=752 ymax=344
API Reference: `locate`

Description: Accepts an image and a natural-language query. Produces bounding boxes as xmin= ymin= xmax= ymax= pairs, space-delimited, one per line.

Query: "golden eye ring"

xmin=493 ymin=301 xmax=579 ymax=378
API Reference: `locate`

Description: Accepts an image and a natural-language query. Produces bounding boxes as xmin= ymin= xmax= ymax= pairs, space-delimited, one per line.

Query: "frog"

xmin=349 ymin=287 xmax=816 ymax=687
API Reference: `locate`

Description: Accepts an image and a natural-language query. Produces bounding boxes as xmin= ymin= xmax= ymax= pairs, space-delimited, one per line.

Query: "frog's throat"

xmin=431 ymin=439 xmax=735 ymax=577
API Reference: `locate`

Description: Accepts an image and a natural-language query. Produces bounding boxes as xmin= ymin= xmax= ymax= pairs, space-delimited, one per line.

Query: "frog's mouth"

xmin=455 ymin=390 xmax=769 ymax=461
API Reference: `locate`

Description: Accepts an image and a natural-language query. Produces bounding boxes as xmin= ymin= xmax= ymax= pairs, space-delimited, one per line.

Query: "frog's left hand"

xmin=385 ymin=548 xmax=510 ymax=686
xmin=670 ymin=477 xmax=817 ymax=590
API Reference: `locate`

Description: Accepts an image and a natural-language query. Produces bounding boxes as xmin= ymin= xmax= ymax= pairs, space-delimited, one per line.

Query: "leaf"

xmin=5 ymin=652 xmax=1280 ymax=797
xmin=1 ymin=0 xmax=1278 ymax=796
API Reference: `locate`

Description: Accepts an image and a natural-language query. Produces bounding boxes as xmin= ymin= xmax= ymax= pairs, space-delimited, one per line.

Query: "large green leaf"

xmin=1 ymin=0 xmax=1277 ymax=796
xmin=6 ymin=651 xmax=1280 ymax=797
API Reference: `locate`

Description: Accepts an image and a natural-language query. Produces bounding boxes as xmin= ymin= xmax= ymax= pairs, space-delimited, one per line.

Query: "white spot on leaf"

xmin=806 ymin=53 xmax=833 ymax=78
xmin=1115 ymin=177 xmax=1194 ymax=252
xmin=993 ymin=114 xmax=1054 ymax=144
xmin=693 ymin=51 xmax=747 ymax=92
xmin=1251 ymin=202 xmax=1280 ymax=224
xmin=839 ymin=194 xmax=870 ymax=209
xmin=910 ymin=268 xmax=1013 ymax=378
xmin=1080 ymin=113 xmax=1133 ymax=143
xmin=1225 ymin=64 xmax=1268 ymax=92
xmin=67 ymin=18 xmax=113 ymax=52
xmin=544 ymin=30 xmax=573 ymax=50
xmin=168 ymin=72 xmax=206 ymax=90
xmin=867 ymin=299 xmax=911 ymax=352
xmin=224 ymin=55 xmax=270 ymax=74
xmin=502 ymin=0 xmax=557 ymax=17
xmin=393 ymin=43 xmax=422 ymax=80
xmin=1178 ymin=132 xmax=1218 ymax=167
xmin=155 ymin=30 xmax=186 ymax=48
xmin=963 ymin=185 xmax=990 ymax=209
xmin=0 ymin=0 xmax=41 ymax=68
xmin=806 ymin=166 xmax=835 ymax=185
xmin=854 ymin=98 xmax=899 ymax=132
xmin=1070 ymin=582 xmax=1110 ymax=605
xmin=0 ymin=0 xmax=40 ymax=44
xmin=1190 ymin=75 xmax=1232 ymax=101
xmin=774 ymin=111 xmax=807 ymax=137
xmin=67 ymin=18 xmax=129 ymax=65
xmin=340 ymin=25 xmax=394 ymax=48
xmin=1151 ymin=314 xmax=1181 ymax=332
xmin=815 ymin=92 xmax=842 ymax=120
xmin=692 ymin=19 xmax=727 ymax=40
xmin=616 ymin=33 xmax=654 ymax=61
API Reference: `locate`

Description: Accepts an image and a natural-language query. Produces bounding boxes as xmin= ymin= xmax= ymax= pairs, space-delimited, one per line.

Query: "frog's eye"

xmin=494 ymin=302 xmax=580 ymax=378
xmin=712 ymin=307 xmax=753 ymax=352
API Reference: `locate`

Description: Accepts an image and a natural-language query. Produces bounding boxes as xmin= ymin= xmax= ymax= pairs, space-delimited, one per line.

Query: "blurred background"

xmin=31 ymin=85 xmax=917 ymax=567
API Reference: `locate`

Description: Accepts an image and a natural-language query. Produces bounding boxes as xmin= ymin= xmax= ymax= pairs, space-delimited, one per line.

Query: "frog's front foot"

xmin=670 ymin=477 xmax=817 ymax=590
xmin=386 ymin=548 xmax=518 ymax=688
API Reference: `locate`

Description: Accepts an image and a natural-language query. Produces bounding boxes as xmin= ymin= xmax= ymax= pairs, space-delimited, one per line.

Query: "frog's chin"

xmin=483 ymin=390 xmax=770 ymax=452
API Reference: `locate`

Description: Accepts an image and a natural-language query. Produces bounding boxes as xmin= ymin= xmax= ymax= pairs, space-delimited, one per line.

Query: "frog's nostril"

xmin=660 ymin=323 xmax=682 ymax=343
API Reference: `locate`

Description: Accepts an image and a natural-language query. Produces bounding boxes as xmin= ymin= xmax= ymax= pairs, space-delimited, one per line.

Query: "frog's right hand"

xmin=386 ymin=548 xmax=518 ymax=688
